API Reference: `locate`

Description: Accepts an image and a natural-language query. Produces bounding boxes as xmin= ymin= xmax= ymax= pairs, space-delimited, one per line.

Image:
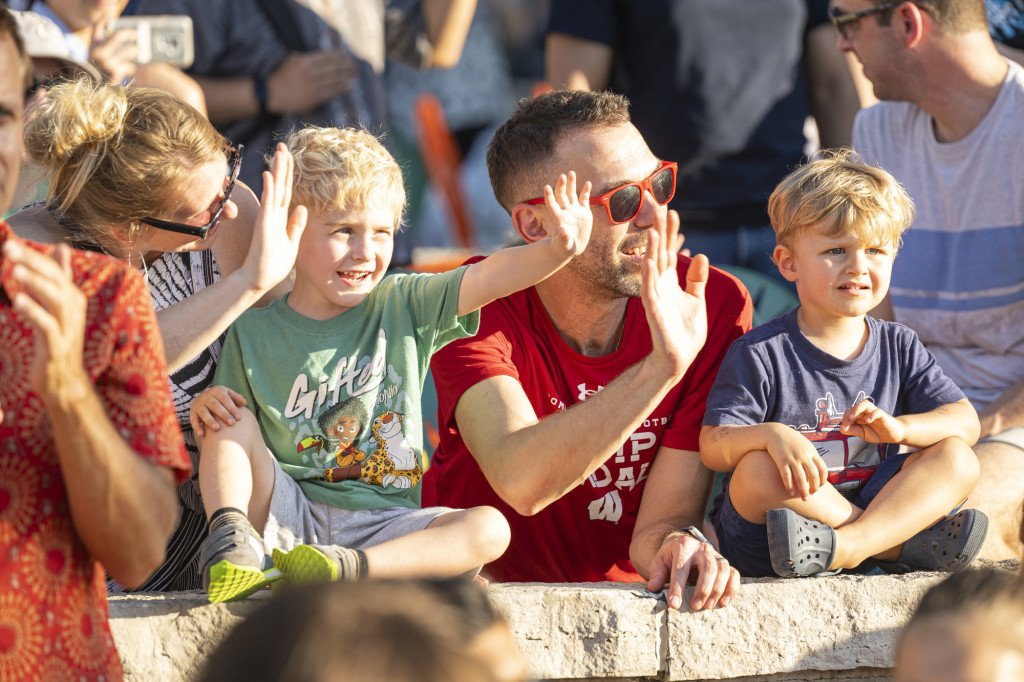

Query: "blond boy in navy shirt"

xmin=700 ymin=151 xmax=987 ymax=578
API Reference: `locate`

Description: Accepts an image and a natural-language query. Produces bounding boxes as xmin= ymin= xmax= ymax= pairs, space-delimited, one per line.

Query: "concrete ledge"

xmin=110 ymin=560 xmax=1019 ymax=682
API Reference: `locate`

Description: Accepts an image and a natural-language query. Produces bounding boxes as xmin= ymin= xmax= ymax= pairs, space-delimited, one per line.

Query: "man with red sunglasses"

xmin=423 ymin=90 xmax=753 ymax=610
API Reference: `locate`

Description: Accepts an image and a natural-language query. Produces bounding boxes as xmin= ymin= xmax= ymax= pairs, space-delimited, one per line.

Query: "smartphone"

xmin=109 ymin=15 xmax=194 ymax=68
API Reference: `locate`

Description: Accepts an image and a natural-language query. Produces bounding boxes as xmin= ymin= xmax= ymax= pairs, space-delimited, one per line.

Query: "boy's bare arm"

xmin=457 ymin=172 xmax=592 ymax=316
xmin=841 ymin=398 xmax=980 ymax=448
xmin=700 ymin=423 xmax=828 ymax=500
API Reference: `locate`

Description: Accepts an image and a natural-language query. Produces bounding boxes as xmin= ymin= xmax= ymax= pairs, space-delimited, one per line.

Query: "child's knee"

xmin=935 ymin=437 xmax=982 ymax=489
xmin=730 ymin=450 xmax=789 ymax=520
xmin=462 ymin=506 xmax=511 ymax=560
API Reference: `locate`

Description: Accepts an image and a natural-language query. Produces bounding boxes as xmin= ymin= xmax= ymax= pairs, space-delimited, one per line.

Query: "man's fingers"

xmin=698 ymin=557 xmax=733 ymax=610
xmin=721 ymin=567 xmax=741 ymax=607
xmin=685 ymin=253 xmax=709 ymax=301
xmin=646 ymin=559 xmax=670 ymax=593
xmin=668 ymin=556 xmax=695 ymax=610
xmin=665 ymin=209 xmax=680 ymax=271
xmin=687 ymin=556 xmax=714 ymax=609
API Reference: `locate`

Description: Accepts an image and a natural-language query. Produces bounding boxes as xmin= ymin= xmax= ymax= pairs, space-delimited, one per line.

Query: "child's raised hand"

xmin=766 ymin=427 xmax=829 ymax=501
xmin=541 ymin=171 xmax=592 ymax=260
xmin=841 ymin=400 xmax=905 ymax=444
xmin=189 ymin=386 xmax=248 ymax=437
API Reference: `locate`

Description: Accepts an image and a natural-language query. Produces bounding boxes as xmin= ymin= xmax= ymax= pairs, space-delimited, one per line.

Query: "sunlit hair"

xmin=283 ymin=126 xmax=406 ymax=227
xmin=871 ymin=0 xmax=988 ymax=34
xmin=898 ymin=568 xmax=1024 ymax=665
xmin=0 ymin=8 xmax=31 ymax=93
xmin=197 ymin=579 xmax=524 ymax=682
xmin=768 ymin=149 xmax=915 ymax=252
xmin=486 ymin=89 xmax=632 ymax=213
xmin=23 ymin=79 xmax=224 ymax=238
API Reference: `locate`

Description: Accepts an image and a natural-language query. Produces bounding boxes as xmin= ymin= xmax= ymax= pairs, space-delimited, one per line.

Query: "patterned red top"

xmin=0 ymin=223 xmax=190 ymax=681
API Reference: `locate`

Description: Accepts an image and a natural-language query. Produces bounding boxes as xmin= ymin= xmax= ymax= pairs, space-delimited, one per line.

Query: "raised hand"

xmin=90 ymin=22 xmax=140 ymax=84
xmin=765 ymin=426 xmax=829 ymax=500
xmin=189 ymin=386 xmax=248 ymax=437
xmin=240 ymin=143 xmax=308 ymax=294
xmin=3 ymin=241 xmax=89 ymax=402
xmin=841 ymin=399 xmax=905 ymax=444
xmin=642 ymin=207 xmax=708 ymax=380
xmin=267 ymin=51 xmax=358 ymax=115
xmin=540 ymin=171 xmax=592 ymax=260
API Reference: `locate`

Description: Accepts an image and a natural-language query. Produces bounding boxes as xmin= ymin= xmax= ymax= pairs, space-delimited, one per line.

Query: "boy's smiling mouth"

xmin=338 ymin=271 xmax=372 ymax=285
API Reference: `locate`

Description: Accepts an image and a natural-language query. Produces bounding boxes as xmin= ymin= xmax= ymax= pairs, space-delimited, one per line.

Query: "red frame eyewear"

xmin=525 ymin=160 xmax=677 ymax=224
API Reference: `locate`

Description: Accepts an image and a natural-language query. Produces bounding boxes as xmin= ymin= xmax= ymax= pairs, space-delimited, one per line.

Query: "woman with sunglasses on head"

xmin=6 ymin=78 xmax=307 ymax=591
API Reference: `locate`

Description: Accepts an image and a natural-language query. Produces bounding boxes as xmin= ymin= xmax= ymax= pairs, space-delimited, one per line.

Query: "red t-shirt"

xmin=423 ymin=258 xmax=751 ymax=583
xmin=0 ymin=224 xmax=190 ymax=681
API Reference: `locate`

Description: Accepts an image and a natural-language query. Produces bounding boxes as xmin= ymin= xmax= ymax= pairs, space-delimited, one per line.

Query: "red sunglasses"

xmin=526 ymin=160 xmax=677 ymax=224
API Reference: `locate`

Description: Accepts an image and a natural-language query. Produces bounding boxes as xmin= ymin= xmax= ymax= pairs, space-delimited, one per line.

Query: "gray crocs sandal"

xmin=895 ymin=508 xmax=988 ymax=572
xmin=766 ymin=508 xmax=840 ymax=578
xmin=199 ymin=514 xmax=280 ymax=603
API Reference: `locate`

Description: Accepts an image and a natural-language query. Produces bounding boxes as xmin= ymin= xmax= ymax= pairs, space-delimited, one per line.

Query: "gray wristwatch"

xmin=676 ymin=525 xmax=710 ymax=544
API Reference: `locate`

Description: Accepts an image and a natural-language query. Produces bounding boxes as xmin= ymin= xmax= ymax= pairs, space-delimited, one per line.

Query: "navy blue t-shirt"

xmin=547 ymin=0 xmax=829 ymax=229
xmin=703 ymin=309 xmax=966 ymax=497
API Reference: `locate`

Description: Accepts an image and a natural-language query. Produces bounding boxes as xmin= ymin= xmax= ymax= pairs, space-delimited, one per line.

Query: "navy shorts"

xmin=711 ymin=453 xmax=910 ymax=577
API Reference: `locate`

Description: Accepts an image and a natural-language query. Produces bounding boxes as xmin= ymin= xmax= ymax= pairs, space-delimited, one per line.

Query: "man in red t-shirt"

xmin=424 ymin=90 xmax=752 ymax=610
xmin=0 ymin=11 xmax=190 ymax=679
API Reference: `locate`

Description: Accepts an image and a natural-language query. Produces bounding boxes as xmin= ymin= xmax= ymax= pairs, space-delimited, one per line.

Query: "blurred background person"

xmin=895 ymin=568 xmax=1024 ymax=682
xmin=197 ymin=579 xmax=528 ymax=682
xmin=4 ymin=0 xmax=207 ymax=113
xmin=546 ymin=0 xmax=859 ymax=285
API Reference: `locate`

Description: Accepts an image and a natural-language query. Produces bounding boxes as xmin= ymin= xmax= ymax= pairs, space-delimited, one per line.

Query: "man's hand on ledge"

xmin=646 ymin=533 xmax=740 ymax=610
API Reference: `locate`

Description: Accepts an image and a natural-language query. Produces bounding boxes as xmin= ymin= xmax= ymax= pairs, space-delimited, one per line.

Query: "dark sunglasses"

xmin=525 ymin=161 xmax=677 ymax=225
xmin=140 ymin=144 xmax=243 ymax=240
xmin=829 ymin=2 xmax=902 ymax=39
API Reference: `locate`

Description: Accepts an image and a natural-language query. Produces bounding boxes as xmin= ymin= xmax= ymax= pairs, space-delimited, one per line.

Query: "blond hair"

xmin=23 ymin=79 xmax=224 ymax=238
xmin=768 ymin=149 xmax=915 ymax=251
xmin=282 ymin=126 xmax=406 ymax=227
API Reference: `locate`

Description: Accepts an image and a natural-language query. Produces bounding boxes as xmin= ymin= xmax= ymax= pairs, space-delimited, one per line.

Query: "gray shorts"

xmin=979 ymin=426 xmax=1024 ymax=452
xmin=260 ymin=457 xmax=455 ymax=555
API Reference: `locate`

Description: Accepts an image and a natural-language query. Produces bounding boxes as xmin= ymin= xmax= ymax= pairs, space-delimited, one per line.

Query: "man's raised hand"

xmin=642 ymin=208 xmax=708 ymax=379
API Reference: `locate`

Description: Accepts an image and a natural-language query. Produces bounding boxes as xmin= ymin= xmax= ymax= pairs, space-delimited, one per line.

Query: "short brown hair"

xmin=872 ymin=0 xmax=988 ymax=34
xmin=486 ymin=89 xmax=631 ymax=212
xmin=768 ymin=149 xmax=915 ymax=250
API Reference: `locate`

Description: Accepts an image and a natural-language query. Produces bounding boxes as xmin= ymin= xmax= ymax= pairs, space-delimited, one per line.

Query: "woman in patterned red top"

xmin=0 ymin=10 xmax=191 ymax=678
xmin=6 ymin=76 xmax=306 ymax=590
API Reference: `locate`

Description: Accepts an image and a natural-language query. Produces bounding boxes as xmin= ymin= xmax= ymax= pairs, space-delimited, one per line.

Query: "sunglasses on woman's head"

xmin=140 ymin=144 xmax=243 ymax=240
xmin=525 ymin=160 xmax=677 ymax=225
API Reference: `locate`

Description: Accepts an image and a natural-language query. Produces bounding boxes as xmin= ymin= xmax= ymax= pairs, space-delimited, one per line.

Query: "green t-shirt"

xmin=213 ymin=266 xmax=479 ymax=510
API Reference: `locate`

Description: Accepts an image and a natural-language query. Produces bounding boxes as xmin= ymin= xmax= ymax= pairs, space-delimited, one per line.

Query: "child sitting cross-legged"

xmin=188 ymin=126 xmax=593 ymax=601
xmin=700 ymin=150 xmax=988 ymax=578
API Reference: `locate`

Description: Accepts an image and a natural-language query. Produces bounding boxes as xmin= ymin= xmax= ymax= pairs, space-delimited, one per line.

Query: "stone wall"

xmin=109 ymin=561 xmax=1019 ymax=682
